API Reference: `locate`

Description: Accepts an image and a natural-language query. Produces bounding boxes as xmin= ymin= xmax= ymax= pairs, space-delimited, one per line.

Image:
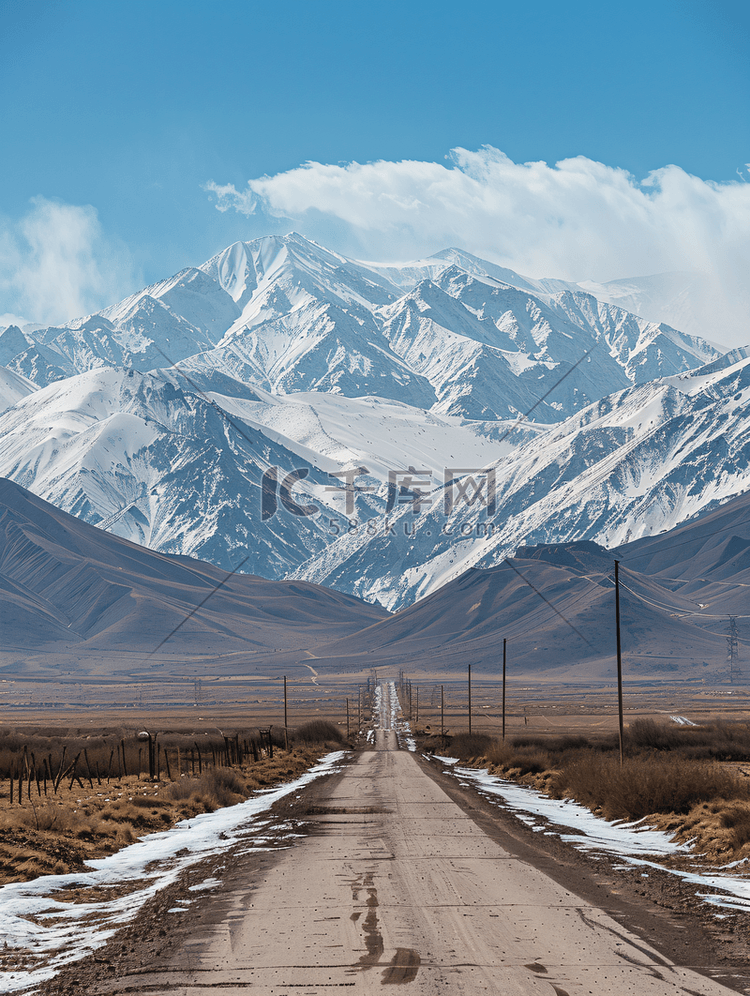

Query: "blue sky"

xmin=1 ymin=0 xmax=748 ymax=330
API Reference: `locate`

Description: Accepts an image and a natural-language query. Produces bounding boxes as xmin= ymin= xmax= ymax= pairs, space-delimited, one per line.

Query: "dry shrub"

xmin=450 ymin=732 xmax=493 ymax=761
xmin=720 ymin=804 xmax=750 ymax=848
xmin=484 ymin=739 xmax=551 ymax=775
xmin=628 ymin=719 xmax=681 ymax=751
xmin=510 ymin=735 xmax=550 ymax=750
xmin=166 ymin=778 xmax=202 ymax=801
xmin=485 ymin=739 xmax=514 ymax=767
xmin=683 ymin=722 xmax=750 ymax=762
xmin=269 ymin=727 xmax=288 ymax=749
xmin=511 ymin=749 xmax=552 ymax=775
xmin=174 ymin=767 xmax=247 ymax=809
xmin=14 ymin=802 xmax=74 ymax=832
xmin=623 ymin=720 xmax=750 ymax=762
xmin=549 ymin=735 xmax=592 ymax=751
xmin=550 ymin=752 xmax=749 ymax=820
xmin=129 ymin=795 xmax=169 ymax=809
xmin=293 ymin=720 xmax=344 ymax=744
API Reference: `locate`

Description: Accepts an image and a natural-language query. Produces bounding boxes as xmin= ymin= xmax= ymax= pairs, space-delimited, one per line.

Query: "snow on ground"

xmin=0 ymin=751 xmax=346 ymax=994
xmin=389 ymin=682 xmax=416 ymax=751
xmin=208 ymin=388 xmax=512 ymax=486
xmin=439 ymin=761 xmax=750 ymax=914
xmin=451 ymin=765 xmax=688 ymax=856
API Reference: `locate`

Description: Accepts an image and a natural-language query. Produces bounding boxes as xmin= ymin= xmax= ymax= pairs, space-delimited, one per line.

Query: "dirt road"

xmin=86 ymin=685 xmax=742 ymax=995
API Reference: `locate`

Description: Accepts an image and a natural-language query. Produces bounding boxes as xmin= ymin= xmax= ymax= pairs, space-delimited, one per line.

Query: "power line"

xmin=616 ymin=579 xmax=698 ymax=617
xmin=148 ymin=555 xmax=249 ymax=656
xmin=503 ymin=558 xmax=591 ymax=646
xmin=617 ymin=508 xmax=750 ymax=566
xmin=636 ymin=574 xmax=750 ymax=589
xmin=492 ymin=344 xmax=599 ymax=449
xmin=617 ymin=579 xmax=750 ymax=625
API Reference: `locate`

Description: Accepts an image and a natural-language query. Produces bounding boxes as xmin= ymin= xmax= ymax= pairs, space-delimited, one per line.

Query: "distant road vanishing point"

xmin=99 ymin=684 xmax=739 ymax=995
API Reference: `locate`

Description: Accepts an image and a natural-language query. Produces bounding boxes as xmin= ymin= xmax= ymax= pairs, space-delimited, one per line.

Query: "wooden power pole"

xmin=441 ymin=685 xmax=444 ymax=743
xmin=502 ymin=638 xmax=507 ymax=741
xmin=614 ymin=560 xmax=624 ymax=767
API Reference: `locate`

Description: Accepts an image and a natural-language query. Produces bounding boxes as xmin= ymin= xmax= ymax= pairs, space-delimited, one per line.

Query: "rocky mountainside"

xmin=3 ymin=476 xmax=746 ymax=683
xmin=292 ymin=349 xmax=750 ymax=609
xmin=311 ymin=488 xmax=750 ymax=680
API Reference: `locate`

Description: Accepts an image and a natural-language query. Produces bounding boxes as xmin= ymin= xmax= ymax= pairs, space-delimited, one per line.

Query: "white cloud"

xmin=0 ymin=197 xmax=137 ymax=327
xmin=0 ymin=312 xmax=32 ymax=329
xmin=206 ymin=147 xmax=750 ymax=347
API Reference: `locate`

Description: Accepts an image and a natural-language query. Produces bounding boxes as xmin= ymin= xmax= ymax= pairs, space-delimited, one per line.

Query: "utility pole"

xmin=358 ymin=686 xmax=362 ymax=731
xmin=283 ymin=676 xmax=288 ymax=750
xmin=468 ymin=664 xmax=472 ymax=735
xmin=728 ymin=616 xmax=740 ymax=683
xmin=502 ymin=638 xmax=507 ymax=741
xmin=415 ymin=687 xmax=419 ymax=725
xmin=346 ymin=698 xmax=350 ymax=738
xmin=441 ymin=685 xmax=445 ymax=743
xmin=614 ymin=560 xmax=624 ymax=767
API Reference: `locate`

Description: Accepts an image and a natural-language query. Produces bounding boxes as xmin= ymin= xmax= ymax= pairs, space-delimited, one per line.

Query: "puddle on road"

xmin=347 ymin=870 xmax=421 ymax=984
xmin=358 ymin=871 xmax=384 ymax=967
xmin=382 ymin=947 xmax=421 ymax=984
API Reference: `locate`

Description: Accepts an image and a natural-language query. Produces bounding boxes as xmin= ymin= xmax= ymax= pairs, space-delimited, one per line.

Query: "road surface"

xmin=92 ymin=684 xmax=740 ymax=995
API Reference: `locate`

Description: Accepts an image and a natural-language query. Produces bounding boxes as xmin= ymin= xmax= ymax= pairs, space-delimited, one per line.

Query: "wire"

xmin=635 ymin=574 xmax=750 ymax=589
xmin=492 ymin=343 xmax=599 ymax=449
xmin=617 ymin=578 xmax=750 ymax=622
xmin=154 ymin=346 xmax=261 ymax=453
xmin=617 ymin=580 xmax=698 ymax=617
xmin=148 ymin=555 xmax=249 ymax=656
xmin=504 ymin=558 xmax=592 ymax=646
xmin=617 ymin=507 xmax=750 ymax=566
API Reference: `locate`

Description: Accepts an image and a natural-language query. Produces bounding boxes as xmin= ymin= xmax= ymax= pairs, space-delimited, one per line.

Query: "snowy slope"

xmin=292 ymin=352 xmax=750 ymax=609
xmin=0 ymin=233 xmax=740 ymax=605
xmin=0 ymin=364 xmax=37 ymax=413
xmin=0 ymin=362 xmax=539 ymax=570
xmin=201 ymin=387 xmax=540 ymax=486
xmin=0 ymin=368 xmax=370 ymax=577
xmin=2 ymin=235 xmax=720 ymax=425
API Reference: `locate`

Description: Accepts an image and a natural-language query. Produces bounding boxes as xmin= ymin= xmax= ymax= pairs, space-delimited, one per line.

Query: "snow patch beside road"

xmin=442 ymin=761 xmax=750 ymax=914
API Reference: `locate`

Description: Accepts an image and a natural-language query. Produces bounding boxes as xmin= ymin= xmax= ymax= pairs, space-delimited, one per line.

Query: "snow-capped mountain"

xmin=0 ymin=363 xmax=37 ymax=413
xmin=0 ymin=233 xmax=741 ymax=603
xmin=2 ymin=234 xmax=719 ymax=421
xmin=0 ymin=367 xmax=350 ymax=576
xmin=292 ymin=349 xmax=750 ymax=609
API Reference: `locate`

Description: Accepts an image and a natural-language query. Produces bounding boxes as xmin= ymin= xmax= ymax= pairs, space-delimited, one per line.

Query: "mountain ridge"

xmin=1 ymin=233 xmax=745 ymax=612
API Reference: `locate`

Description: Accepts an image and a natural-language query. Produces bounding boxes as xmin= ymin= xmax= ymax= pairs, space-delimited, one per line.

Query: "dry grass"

xmin=449 ymin=732 xmax=493 ymax=760
xmin=293 ymin=720 xmax=344 ymax=744
xmin=0 ymin=741 xmax=335 ymax=886
xmin=548 ymin=752 xmax=748 ymax=820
